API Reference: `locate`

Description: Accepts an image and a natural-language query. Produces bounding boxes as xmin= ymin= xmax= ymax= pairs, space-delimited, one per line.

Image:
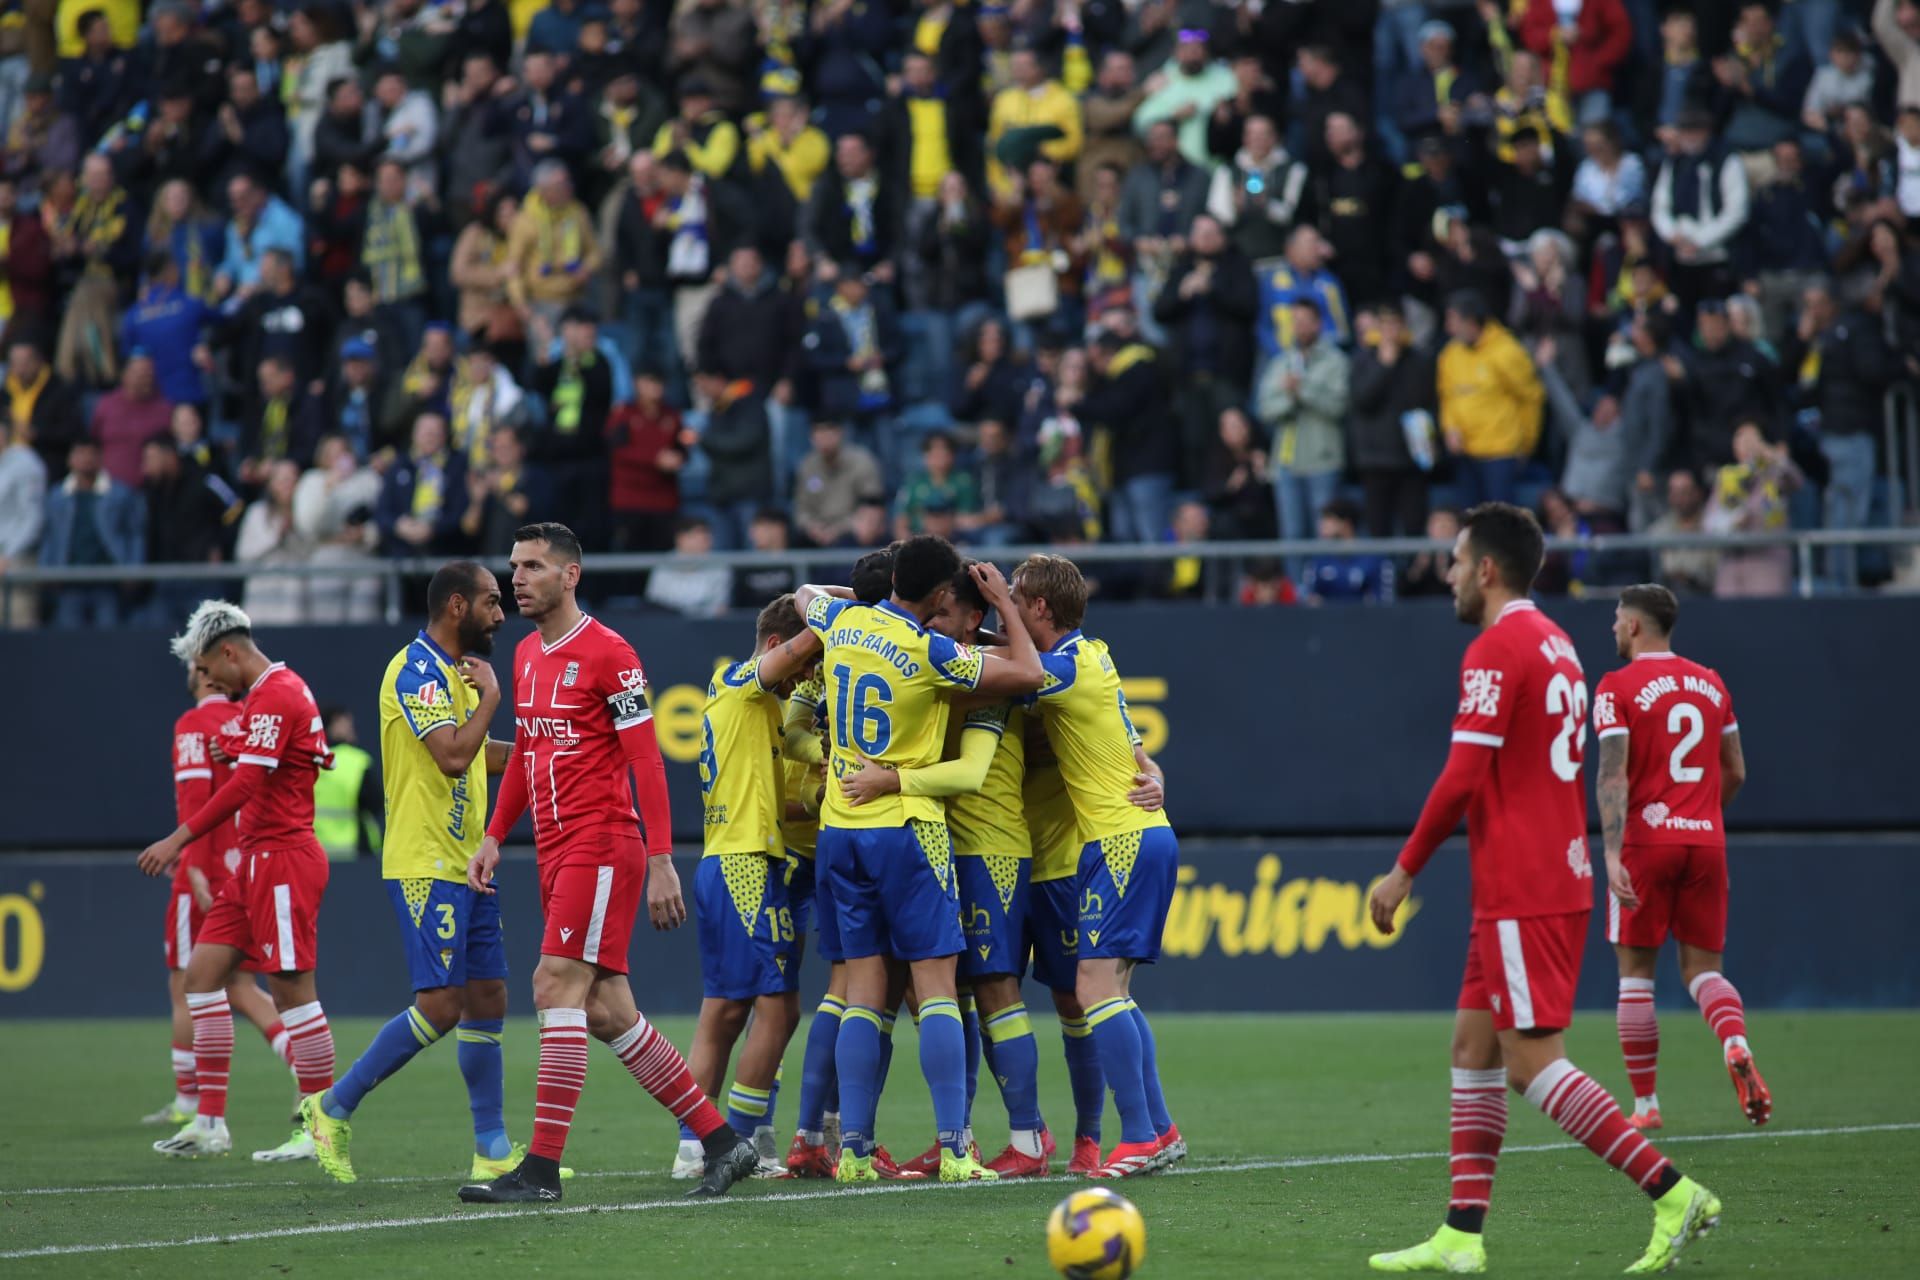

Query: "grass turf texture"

xmin=1 ymin=1012 xmax=1914 ymax=1278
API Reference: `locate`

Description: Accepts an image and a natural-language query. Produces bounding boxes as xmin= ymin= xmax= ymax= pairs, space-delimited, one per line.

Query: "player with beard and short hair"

xmin=303 ymin=561 xmax=554 ymax=1185
xmin=1365 ymin=505 xmax=1722 ymax=1276
xmin=459 ymin=524 xmax=757 ymax=1204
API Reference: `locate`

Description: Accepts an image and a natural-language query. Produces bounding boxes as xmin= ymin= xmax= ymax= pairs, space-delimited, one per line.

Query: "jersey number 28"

xmin=1546 ymin=673 xmax=1588 ymax=783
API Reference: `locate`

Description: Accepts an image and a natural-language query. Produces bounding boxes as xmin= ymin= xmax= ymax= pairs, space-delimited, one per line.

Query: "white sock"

xmin=1725 ymin=1034 xmax=1749 ymax=1058
xmin=799 ymin=1128 xmax=824 ymax=1145
xmin=1634 ymin=1093 xmax=1661 ymax=1116
xmin=1010 ymin=1128 xmax=1045 ymax=1157
xmin=193 ymin=1114 xmax=227 ymax=1135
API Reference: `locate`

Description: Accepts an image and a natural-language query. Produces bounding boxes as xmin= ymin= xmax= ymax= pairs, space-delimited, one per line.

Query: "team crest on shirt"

xmin=440 ymin=949 xmax=454 ymax=969
xmin=1567 ymin=837 xmax=1593 ymax=878
xmin=562 ymin=661 xmax=580 ymax=687
xmin=223 ymin=848 xmax=241 ymax=875
xmin=1642 ymin=802 xmax=1670 ymax=828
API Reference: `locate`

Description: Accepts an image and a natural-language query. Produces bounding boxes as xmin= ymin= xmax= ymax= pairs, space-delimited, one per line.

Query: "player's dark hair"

xmin=428 ymin=560 xmax=491 ymax=621
xmin=893 ymin=535 xmax=963 ymax=605
xmin=513 ymin=522 xmax=582 ymax=565
xmin=950 ymin=562 xmax=988 ymax=616
xmin=1462 ymin=502 xmax=1545 ymax=593
xmin=1619 ymin=583 xmax=1680 ymax=637
xmin=1013 ymin=553 xmax=1088 ymax=631
xmin=850 ymin=549 xmax=896 ymax=604
xmin=756 ymin=593 xmax=805 ymax=647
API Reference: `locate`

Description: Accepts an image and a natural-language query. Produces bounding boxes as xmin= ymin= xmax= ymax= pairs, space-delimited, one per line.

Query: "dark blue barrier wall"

xmin=2 ymin=837 xmax=1913 ymax=1018
xmin=0 ymin=597 xmax=1909 ymax=849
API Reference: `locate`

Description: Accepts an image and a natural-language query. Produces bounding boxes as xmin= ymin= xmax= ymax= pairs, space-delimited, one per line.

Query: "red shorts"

xmin=1458 ymin=911 xmax=1589 ymax=1033
xmin=198 ymin=843 xmax=331 ymax=973
xmin=538 ymin=830 xmax=647 ymax=974
xmin=162 ymin=889 xmax=204 ymax=971
xmin=1608 ymin=842 xmax=1727 ymax=952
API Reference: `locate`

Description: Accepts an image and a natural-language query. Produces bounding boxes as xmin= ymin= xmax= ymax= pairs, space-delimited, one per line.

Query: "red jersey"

xmin=171 ymin=696 xmax=243 ymax=891
xmin=227 ymin=662 xmax=332 ymax=849
xmin=1448 ymin=601 xmax=1595 ymax=919
xmin=1592 ymin=652 xmax=1737 ymax=849
xmin=495 ymin=615 xmax=667 ymax=854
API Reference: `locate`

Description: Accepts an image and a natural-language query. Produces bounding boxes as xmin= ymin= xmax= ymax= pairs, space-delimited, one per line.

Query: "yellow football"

xmin=1046 ymin=1186 xmax=1147 ymax=1280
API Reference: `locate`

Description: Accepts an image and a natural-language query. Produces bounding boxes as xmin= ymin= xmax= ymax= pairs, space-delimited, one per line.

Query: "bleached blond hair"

xmin=170 ymin=600 xmax=253 ymax=663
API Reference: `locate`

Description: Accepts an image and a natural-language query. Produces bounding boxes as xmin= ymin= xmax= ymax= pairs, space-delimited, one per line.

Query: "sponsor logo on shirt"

xmin=1459 ymin=669 xmax=1503 ymax=718
xmin=1641 ymin=802 xmax=1714 ymax=832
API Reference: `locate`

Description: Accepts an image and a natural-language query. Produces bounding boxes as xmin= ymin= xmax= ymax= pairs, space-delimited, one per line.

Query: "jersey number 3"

xmin=1546 ymin=673 xmax=1589 ymax=783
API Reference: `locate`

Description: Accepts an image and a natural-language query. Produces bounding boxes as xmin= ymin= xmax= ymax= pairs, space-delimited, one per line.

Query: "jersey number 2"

xmin=1546 ymin=673 xmax=1589 ymax=783
xmin=1667 ymin=703 xmax=1705 ymax=783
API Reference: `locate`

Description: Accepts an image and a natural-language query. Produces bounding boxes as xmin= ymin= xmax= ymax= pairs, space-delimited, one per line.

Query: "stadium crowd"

xmin=0 ymin=0 xmax=1917 ymax=624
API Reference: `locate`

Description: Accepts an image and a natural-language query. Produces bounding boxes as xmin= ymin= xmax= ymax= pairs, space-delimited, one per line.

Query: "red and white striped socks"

xmin=281 ymin=1001 xmax=336 ymax=1096
xmin=609 ymin=1014 xmax=729 ymax=1140
xmin=185 ymin=990 xmax=235 ymax=1120
xmin=170 ymin=1043 xmax=199 ymax=1107
xmin=1448 ymin=1067 xmax=1506 ymax=1212
xmin=262 ymin=1018 xmax=294 ymax=1068
xmin=1689 ymin=971 xmax=1749 ymax=1059
xmin=531 ymin=1008 xmax=590 ymax=1160
xmin=1617 ymin=977 xmax=1660 ymax=1112
xmin=1525 ymin=1058 xmax=1672 ymax=1192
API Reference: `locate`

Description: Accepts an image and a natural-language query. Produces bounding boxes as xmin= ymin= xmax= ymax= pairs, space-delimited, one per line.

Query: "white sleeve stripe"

xmin=1596 ymin=727 xmax=1630 ymax=739
xmin=236 ymin=753 xmax=281 ymax=769
xmin=173 ymin=768 xmax=213 ymax=781
xmin=1451 ymin=731 xmax=1505 ymax=748
xmin=962 ymin=721 xmax=1005 ymax=737
xmin=1721 ymin=723 xmax=1739 ymax=735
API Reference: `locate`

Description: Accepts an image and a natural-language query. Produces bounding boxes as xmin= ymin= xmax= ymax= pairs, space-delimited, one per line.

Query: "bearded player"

xmin=459 ymin=523 xmax=757 ymax=1204
xmin=139 ymin=602 xmax=340 ymax=1161
xmin=1366 ymin=505 xmax=1720 ymax=1276
xmin=1593 ymin=584 xmax=1768 ymax=1132
xmin=144 ymin=667 xmax=299 ymax=1132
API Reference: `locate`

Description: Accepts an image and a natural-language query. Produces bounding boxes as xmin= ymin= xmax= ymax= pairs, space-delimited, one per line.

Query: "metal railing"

xmin=3 ymin=528 xmax=1915 ymax=624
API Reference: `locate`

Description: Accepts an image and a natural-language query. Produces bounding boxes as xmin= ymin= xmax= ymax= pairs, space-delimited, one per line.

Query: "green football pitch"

xmin=2 ymin=1012 xmax=1914 ymax=1278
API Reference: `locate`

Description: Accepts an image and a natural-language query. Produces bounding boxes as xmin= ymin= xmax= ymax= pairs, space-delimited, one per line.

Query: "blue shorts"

xmin=817 ymin=819 xmax=961 ymax=962
xmin=780 ymin=852 xmax=814 ymax=991
xmin=807 ymin=851 xmax=847 ymax=964
xmin=1028 ymin=875 xmax=1081 ymax=992
xmin=694 ymin=854 xmax=790 ymax=1001
xmin=956 ymin=854 xmax=1031 ymax=981
xmin=385 ymin=877 xmax=508 ymax=992
xmin=1078 ymin=827 xmax=1179 ymax=965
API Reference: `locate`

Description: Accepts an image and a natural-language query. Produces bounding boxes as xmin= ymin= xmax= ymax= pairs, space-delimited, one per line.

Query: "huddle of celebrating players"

xmin=136 ymin=503 xmax=1766 ymax=1268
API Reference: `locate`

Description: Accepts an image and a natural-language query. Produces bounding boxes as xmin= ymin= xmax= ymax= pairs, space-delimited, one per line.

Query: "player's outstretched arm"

xmin=1596 ymin=732 xmax=1637 ymax=909
xmin=1720 ymin=728 xmax=1746 ymax=807
xmin=484 ymin=738 xmax=511 ymax=775
xmin=793 ymin=583 xmax=856 ymax=615
xmin=782 ymin=690 xmax=824 ymax=765
xmin=844 ymin=723 xmax=999 ymax=805
xmin=140 ymin=762 xmax=272 ymax=876
xmin=968 ymin=563 xmax=1044 ymax=695
xmin=754 ymin=627 xmax=823 ymax=690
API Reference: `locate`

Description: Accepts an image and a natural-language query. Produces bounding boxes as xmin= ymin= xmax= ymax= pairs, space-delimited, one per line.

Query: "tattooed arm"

xmin=1596 ymin=732 xmax=1637 ymax=909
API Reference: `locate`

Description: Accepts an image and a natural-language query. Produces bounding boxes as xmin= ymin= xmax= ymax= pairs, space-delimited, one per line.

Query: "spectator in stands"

xmin=1639 ymin=9 xmax=1713 ymax=147
xmin=235 ymin=457 xmax=311 ymax=625
xmin=644 ymin=515 xmax=729 ymax=617
xmin=54 ymin=152 xmax=137 ymax=389
xmin=0 ymin=429 xmax=47 ymax=625
xmin=440 ymin=54 xmax=511 ymax=229
xmin=450 ymin=187 xmax=519 ymax=348
xmin=1705 ymin=420 xmax=1803 ymax=597
xmin=312 ymin=74 xmax=379 ymax=189
xmin=749 ymin=93 xmax=830 ymax=242
xmin=1651 ymin=107 xmax=1750 ymax=315
xmin=285 ymin=6 xmax=356 ymax=185
xmin=40 ymin=436 xmax=144 ymax=626
xmin=1081 ymin=50 xmax=1146 ymax=203
xmin=805 ymin=265 xmax=901 ymax=453
xmin=369 ymin=66 xmax=438 ymax=194
xmin=460 ymin=424 xmax=553 ymax=558
xmin=1347 ymin=303 xmax=1435 ymax=539
xmin=730 ymin=509 xmax=796 ymax=609
xmin=526 ymin=304 xmax=613 ymax=544
xmin=894 ymin=430 xmax=978 ymax=538
xmin=121 ymin=252 xmax=215 ymax=410
xmin=1520 ymin=0 xmax=1632 ymax=125
xmin=240 ymin=355 xmax=325 ymax=484
xmin=1745 ymin=139 xmax=1833 ymax=341
xmin=138 ymin=434 xmax=228 ymax=619
xmin=1028 ymin=415 xmax=1103 ymax=545
xmin=1208 ymin=51 xmax=1289 ymax=164
xmin=1568 ymin=122 xmax=1647 ymax=235
xmin=1 ymin=72 xmax=79 ymax=201
xmin=217 ymin=170 xmax=303 ymax=297
xmin=650 ymin=76 xmax=740 ymax=183
xmin=360 ymin=158 xmax=431 ymax=356
xmin=993 ymin=156 xmax=1085 ymax=336
xmin=655 ymin=150 xmax=750 ymax=362
xmin=1294 ymin=44 xmax=1368 ymax=171
xmin=506 ymin=160 xmax=600 ymax=327
xmin=694 ymin=370 xmax=775 ymax=549
xmin=807 ymin=131 xmax=899 ymax=283
xmin=204 ymin=65 xmax=290 ymax=198
xmin=293 ymin=433 xmax=383 ymax=623
xmin=1303 ymin=497 xmax=1393 ymax=604
xmin=446 ymin=346 xmax=527 ymax=467
xmin=1650 ymin=468 xmax=1719 ymax=595
xmin=324 ymin=340 xmax=385 ymax=463
xmin=1716 ymin=1 xmax=1810 ymax=151
xmin=952 ymin=317 xmax=1030 ymax=429
xmin=987 ymin=47 xmax=1083 ymax=196
xmin=1260 ymin=300 xmax=1351 ymax=558
xmin=1613 ymin=313 xmax=1679 ymax=530
xmin=1802 ymin=28 xmax=1874 ymax=138
xmin=91 ymin=354 xmax=172 ymax=488
xmin=57 ymin=10 xmax=136 ymax=148
xmin=1509 ymin=230 xmax=1590 ymax=397
xmin=1436 ymin=288 xmax=1544 ymax=506
xmin=597 ymin=153 xmax=677 ymax=397
xmin=1202 ymin=406 xmax=1274 ymax=542
xmin=1207 ymin=114 xmax=1309 ymax=264
xmin=668 ymin=0 xmax=758 ymax=118
xmin=1155 ymin=213 xmax=1257 ymax=486
xmin=497 ymin=50 xmax=591 ymax=183
xmin=1254 ymin=225 xmax=1349 ymax=359
xmin=1401 ymin=507 xmax=1462 ymax=598
xmin=886 ymin=56 xmax=963 ymax=247
xmin=388 ymin=322 xmax=460 ymax=432
xmin=1143 ymin=500 xmax=1218 ymax=603
xmin=1119 ymin=119 xmax=1210 ymax=317
xmin=913 ymin=170 xmax=993 ymax=404
xmin=0 ymin=178 xmax=52 ymax=335
xmin=1677 ymin=298 xmax=1782 ymax=474
xmin=794 ymin=418 xmax=883 ymax=548
xmin=4 ymin=335 xmax=84 ymax=482
xmin=376 ymin=411 xmax=467 ymax=559
xmin=1391 ymin=20 xmax=1473 ymax=150
xmin=1135 ymin=27 xmax=1236 ymax=167
xmin=1313 ymin=112 xmax=1398 ymax=307
xmin=1782 ymin=279 xmax=1892 ymax=585
xmin=605 ymin=368 xmax=684 ymax=554
xmin=698 ymin=245 xmax=801 ymax=400
xmin=1434 ymin=206 xmax=1516 ymax=323
xmin=1085 ymin=327 xmax=1176 ymax=543
xmin=964 ymin=417 xmax=1029 ymax=546
xmin=1874 ymin=0 xmax=1920 ymax=110
xmin=1537 ymin=336 xmax=1635 ymax=531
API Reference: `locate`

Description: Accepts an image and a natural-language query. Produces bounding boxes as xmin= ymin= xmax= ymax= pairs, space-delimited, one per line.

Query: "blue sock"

xmin=328 ymin=1006 xmax=441 ymax=1119
xmin=1085 ymin=997 xmax=1153 ymax=1144
xmin=834 ymin=1006 xmax=885 ymax=1156
xmin=455 ymin=1018 xmax=510 ymax=1159
xmin=1129 ymin=1001 xmax=1172 ymax=1135
xmin=983 ymin=1002 xmax=1043 ymax=1132
xmin=961 ymin=998 xmax=982 ymax=1125
xmin=1061 ymin=1015 xmax=1105 ymax=1142
xmin=765 ymin=1062 xmax=783 ymax=1132
xmin=873 ymin=1009 xmax=896 ymax=1130
xmin=917 ymin=997 xmax=969 ymax=1155
xmin=798 ymin=996 xmax=845 ymax=1135
xmin=726 ymin=1081 xmax=774 ymax=1140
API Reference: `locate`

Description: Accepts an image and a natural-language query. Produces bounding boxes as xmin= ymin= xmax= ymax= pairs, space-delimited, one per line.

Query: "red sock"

xmin=1689 ymin=971 xmax=1748 ymax=1053
xmin=531 ymin=1008 xmax=591 ymax=1160
xmin=1525 ymin=1059 xmax=1672 ymax=1190
xmin=1449 ymin=1067 xmax=1506 ymax=1210
xmin=1617 ymin=977 xmax=1660 ymax=1102
xmin=171 ymin=1043 xmax=199 ymax=1099
xmin=185 ymin=991 xmax=235 ymax=1119
xmin=262 ymin=1018 xmax=294 ymax=1067
xmin=281 ymin=1001 xmax=336 ymax=1095
xmin=609 ymin=1014 xmax=728 ymax=1140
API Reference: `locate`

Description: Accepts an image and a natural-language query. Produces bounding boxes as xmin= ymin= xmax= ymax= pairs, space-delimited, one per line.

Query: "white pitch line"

xmin=0 ymin=1121 xmax=1913 ymax=1261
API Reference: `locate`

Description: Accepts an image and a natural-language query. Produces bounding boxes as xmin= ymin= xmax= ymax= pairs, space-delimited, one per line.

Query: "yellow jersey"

xmin=946 ymin=702 xmax=1030 ymax=858
xmin=378 ymin=632 xmax=486 ymax=883
xmin=699 ymin=660 xmax=785 ymax=858
xmin=780 ymin=679 xmax=826 ymax=859
xmin=1031 ymin=631 xmax=1169 ymax=845
xmin=1023 ymin=755 xmax=1080 ymax=885
xmin=805 ymin=596 xmax=983 ymax=829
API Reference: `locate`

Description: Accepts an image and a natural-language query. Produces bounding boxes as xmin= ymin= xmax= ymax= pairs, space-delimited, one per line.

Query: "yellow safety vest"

xmin=314 ymin=742 xmax=381 ymax=860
